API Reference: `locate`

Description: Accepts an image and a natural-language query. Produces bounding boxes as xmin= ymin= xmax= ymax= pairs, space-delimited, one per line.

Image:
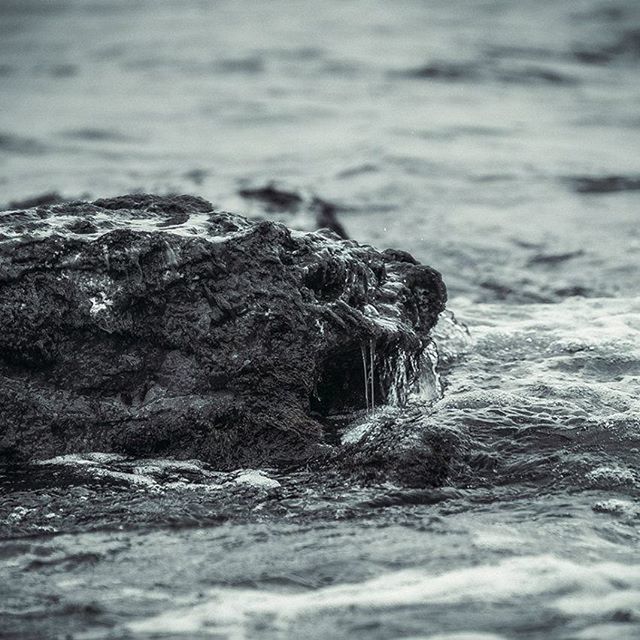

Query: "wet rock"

xmin=553 ymin=285 xmax=589 ymax=298
xmin=395 ymin=62 xmax=479 ymax=81
xmin=0 ymin=194 xmax=446 ymax=468
xmin=238 ymin=183 xmax=350 ymax=238
xmin=527 ymin=250 xmax=584 ymax=266
xmin=567 ymin=175 xmax=640 ymax=194
xmin=395 ymin=62 xmax=577 ymax=86
xmin=4 ymin=192 xmax=66 ymax=210
xmin=340 ymin=406 xmax=463 ymax=487
xmin=238 ymin=183 xmax=303 ymax=212
xmin=311 ymin=197 xmax=349 ymax=240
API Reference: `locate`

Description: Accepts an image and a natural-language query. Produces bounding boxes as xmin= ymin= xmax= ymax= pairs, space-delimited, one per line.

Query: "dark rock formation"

xmin=567 ymin=175 xmax=640 ymax=194
xmin=311 ymin=197 xmax=349 ymax=240
xmin=394 ymin=61 xmax=577 ymax=86
xmin=238 ymin=182 xmax=350 ymax=238
xmin=0 ymin=194 xmax=446 ymax=468
xmin=4 ymin=192 xmax=67 ymax=211
xmin=238 ymin=183 xmax=303 ymax=212
xmin=526 ymin=250 xmax=584 ymax=267
xmin=398 ymin=62 xmax=478 ymax=81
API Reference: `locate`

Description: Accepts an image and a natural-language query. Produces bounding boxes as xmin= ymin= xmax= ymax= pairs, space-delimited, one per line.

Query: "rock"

xmin=566 ymin=175 xmax=640 ymax=194
xmin=395 ymin=61 xmax=577 ymax=86
xmin=526 ymin=250 xmax=584 ymax=266
xmin=238 ymin=183 xmax=350 ymax=238
xmin=238 ymin=183 xmax=303 ymax=212
xmin=340 ymin=406 xmax=464 ymax=487
xmin=311 ymin=197 xmax=349 ymax=240
xmin=0 ymin=194 xmax=446 ymax=468
xmin=398 ymin=62 xmax=478 ymax=81
xmin=4 ymin=192 xmax=67 ymax=211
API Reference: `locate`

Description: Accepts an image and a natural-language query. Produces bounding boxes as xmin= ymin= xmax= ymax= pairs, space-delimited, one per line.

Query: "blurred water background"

xmin=1 ymin=1 xmax=640 ymax=638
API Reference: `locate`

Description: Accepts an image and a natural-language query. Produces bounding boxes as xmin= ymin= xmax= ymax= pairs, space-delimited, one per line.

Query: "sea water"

xmin=1 ymin=1 xmax=639 ymax=638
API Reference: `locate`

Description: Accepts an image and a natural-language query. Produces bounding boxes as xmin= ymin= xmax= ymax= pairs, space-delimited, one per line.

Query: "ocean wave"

xmin=424 ymin=297 xmax=640 ymax=488
xmin=125 ymin=555 xmax=640 ymax=639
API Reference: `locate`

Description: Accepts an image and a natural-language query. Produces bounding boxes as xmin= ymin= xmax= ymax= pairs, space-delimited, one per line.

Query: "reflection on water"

xmin=1 ymin=0 xmax=640 ymax=638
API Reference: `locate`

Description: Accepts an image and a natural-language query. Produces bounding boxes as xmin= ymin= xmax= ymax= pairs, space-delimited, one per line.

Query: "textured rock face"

xmin=0 ymin=194 xmax=446 ymax=467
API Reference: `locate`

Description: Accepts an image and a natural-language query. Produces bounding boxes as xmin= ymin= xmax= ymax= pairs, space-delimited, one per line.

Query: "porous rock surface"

xmin=0 ymin=194 xmax=446 ymax=467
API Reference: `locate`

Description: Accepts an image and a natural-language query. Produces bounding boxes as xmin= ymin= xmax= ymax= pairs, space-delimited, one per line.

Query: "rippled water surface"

xmin=1 ymin=0 xmax=640 ymax=638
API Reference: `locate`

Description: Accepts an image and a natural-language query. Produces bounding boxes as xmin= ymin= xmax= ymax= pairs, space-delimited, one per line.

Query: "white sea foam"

xmin=36 ymin=452 xmax=126 ymax=466
xmin=126 ymin=555 xmax=640 ymax=638
xmin=34 ymin=455 xmax=282 ymax=493
xmin=431 ymin=297 xmax=640 ymax=466
xmin=233 ymin=470 xmax=281 ymax=489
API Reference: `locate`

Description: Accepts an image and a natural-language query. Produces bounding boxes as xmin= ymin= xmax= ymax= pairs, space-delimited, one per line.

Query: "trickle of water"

xmin=369 ymin=338 xmax=376 ymax=410
xmin=413 ymin=341 xmax=442 ymax=404
xmin=378 ymin=340 xmax=442 ymax=408
xmin=360 ymin=339 xmax=378 ymax=411
xmin=360 ymin=342 xmax=370 ymax=411
xmin=383 ymin=347 xmax=411 ymax=407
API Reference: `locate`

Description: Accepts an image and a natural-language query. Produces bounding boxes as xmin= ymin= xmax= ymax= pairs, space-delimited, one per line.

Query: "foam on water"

xmin=424 ymin=296 xmax=640 ymax=486
xmin=33 ymin=455 xmax=281 ymax=493
xmin=125 ymin=555 xmax=640 ymax=639
xmin=234 ymin=470 xmax=282 ymax=490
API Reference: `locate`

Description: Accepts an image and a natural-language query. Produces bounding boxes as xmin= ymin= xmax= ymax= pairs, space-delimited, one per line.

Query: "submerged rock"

xmin=4 ymin=191 xmax=67 ymax=211
xmin=567 ymin=175 xmax=640 ymax=194
xmin=312 ymin=197 xmax=349 ymax=240
xmin=394 ymin=61 xmax=577 ymax=86
xmin=238 ymin=182 xmax=350 ymax=238
xmin=238 ymin=183 xmax=303 ymax=213
xmin=0 ymin=194 xmax=446 ymax=468
xmin=340 ymin=405 xmax=464 ymax=487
